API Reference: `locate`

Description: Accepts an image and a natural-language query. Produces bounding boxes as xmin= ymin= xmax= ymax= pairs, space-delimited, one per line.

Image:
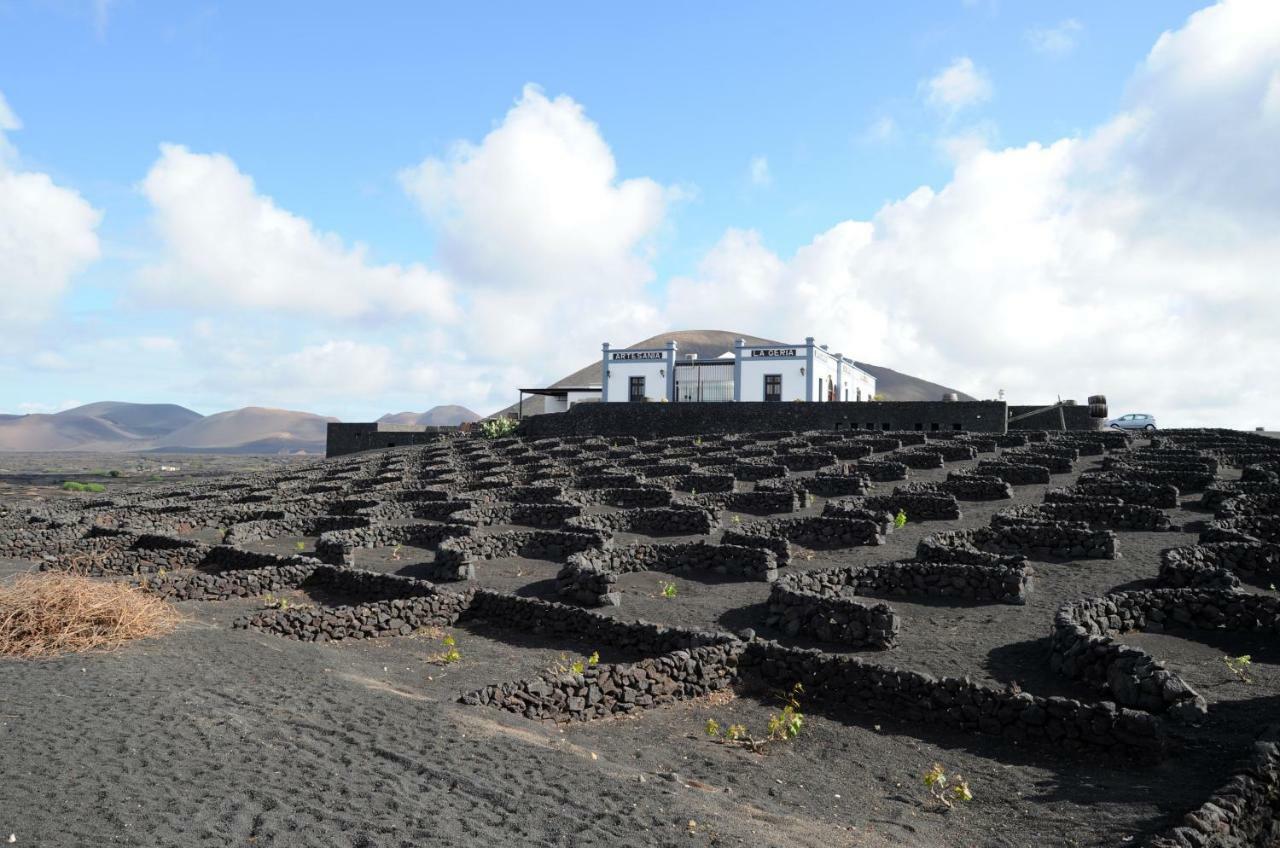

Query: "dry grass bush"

xmin=0 ymin=573 xmax=179 ymax=659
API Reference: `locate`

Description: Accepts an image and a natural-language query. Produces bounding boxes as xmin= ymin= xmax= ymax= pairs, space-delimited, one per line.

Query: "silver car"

xmin=1108 ymin=413 xmax=1157 ymax=431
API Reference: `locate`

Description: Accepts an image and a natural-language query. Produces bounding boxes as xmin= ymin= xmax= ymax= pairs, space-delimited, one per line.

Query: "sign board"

xmin=749 ymin=348 xmax=800 ymax=358
xmin=611 ymin=351 xmax=665 ymax=361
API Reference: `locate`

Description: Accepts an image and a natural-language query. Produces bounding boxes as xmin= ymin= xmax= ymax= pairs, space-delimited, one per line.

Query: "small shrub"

xmin=705 ymin=683 xmax=803 ymax=754
xmin=61 ymin=481 xmax=86 ymax=492
xmin=431 ymin=633 xmax=461 ymax=665
xmin=1224 ymin=654 xmax=1253 ymax=683
xmin=294 ymin=541 xmax=306 ymax=552
xmin=923 ymin=763 xmax=973 ymax=809
xmin=107 ymin=470 xmax=121 ymax=478
xmin=894 ymin=509 xmax=907 ymax=529
xmin=479 ymin=418 xmax=519 ymax=439
xmin=660 ymin=581 xmax=678 ymax=599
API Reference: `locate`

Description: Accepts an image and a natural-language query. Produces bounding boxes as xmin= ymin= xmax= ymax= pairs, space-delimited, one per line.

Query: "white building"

xmin=601 ymin=338 xmax=875 ymax=404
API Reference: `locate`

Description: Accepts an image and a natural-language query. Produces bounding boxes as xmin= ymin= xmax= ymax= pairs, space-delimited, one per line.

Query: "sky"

xmin=1 ymin=0 xmax=1278 ymax=426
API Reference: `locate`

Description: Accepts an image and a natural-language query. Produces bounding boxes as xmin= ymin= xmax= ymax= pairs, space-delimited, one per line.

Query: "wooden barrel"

xmin=1089 ymin=403 xmax=1108 ymax=418
xmin=1088 ymin=394 xmax=1107 ymax=406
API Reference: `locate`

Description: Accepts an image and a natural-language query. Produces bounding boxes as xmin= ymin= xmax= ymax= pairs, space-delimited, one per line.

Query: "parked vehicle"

xmin=1107 ymin=413 xmax=1157 ymax=431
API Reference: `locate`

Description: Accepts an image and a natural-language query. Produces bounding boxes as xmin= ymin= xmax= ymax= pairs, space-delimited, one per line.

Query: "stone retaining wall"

xmin=739 ymin=641 xmax=1163 ymax=757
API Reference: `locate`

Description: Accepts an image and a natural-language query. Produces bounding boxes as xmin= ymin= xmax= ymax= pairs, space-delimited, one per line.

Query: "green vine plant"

xmin=391 ymin=543 xmax=404 ymax=561
xmin=294 ymin=541 xmax=306 ymax=552
xmin=660 ymin=581 xmax=678 ymax=599
xmin=551 ymin=650 xmax=601 ymax=675
xmin=479 ymin=417 xmax=519 ymax=439
xmin=430 ymin=633 xmax=461 ymax=665
xmin=262 ymin=593 xmax=291 ymax=610
xmin=894 ymin=509 xmax=908 ymax=529
xmin=1223 ymin=654 xmax=1253 ymax=684
xmin=704 ymin=683 xmax=804 ymax=754
xmin=923 ymin=763 xmax=974 ymax=810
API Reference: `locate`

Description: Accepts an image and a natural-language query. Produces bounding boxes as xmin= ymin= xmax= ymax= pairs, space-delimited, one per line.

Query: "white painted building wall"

xmin=738 ymin=346 xmax=808 ymax=402
xmin=599 ymin=337 xmax=875 ymax=403
xmin=603 ymin=345 xmax=671 ymax=403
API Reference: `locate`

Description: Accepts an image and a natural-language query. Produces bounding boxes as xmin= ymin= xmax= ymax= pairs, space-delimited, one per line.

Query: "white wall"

xmin=739 ymin=347 xmax=807 ymax=402
xmin=605 ymin=357 xmax=667 ymax=402
xmin=566 ymin=390 xmax=601 ymax=407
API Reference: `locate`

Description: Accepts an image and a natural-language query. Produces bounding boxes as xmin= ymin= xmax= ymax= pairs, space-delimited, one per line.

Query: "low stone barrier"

xmin=739 ymin=641 xmax=1163 ymax=757
xmin=1148 ymin=725 xmax=1280 ymax=848
xmin=1160 ymin=542 xmax=1280 ymax=589
xmin=39 ymin=532 xmax=210 ymax=576
xmin=566 ymin=506 xmax=716 ymax=536
xmin=731 ymin=462 xmax=788 ymax=481
xmin=916 ymin=474 xmax=1014 ymax=501
xmin=461 ymin=643 xmax=739 ymax=722
xmin=722 ymin=491 xmax=800 ymax=515
xmin=1103 ymin=464 xmax=1216 ymax=493
xmin=1217 ymin=493 xmax=1280 ymax=519
xmin=851 ymin=459 xmax=909 ymax=482
xmin=1049 ymin=588 xmax=1280 ymax=719
xmin=841 ymin=491 xmax=963 ymax=521
xmin=556 ymin=542 xmax=778 ymax=606
xmin=777 ymin=450 xmax=838 ymax=472
xmin=999 ymin=501 xmax=1172 ymax=531
xmin=573 ymin=487 xmax=674 ymax=508
xmin=726 ymin=516 xmax=885 ymax=564
xmin=142 ymin=560 xmax=319 ymax=601
xmin=235 ymin=570 xmax=472 ymax=641
xmin=223 ymin=515 xmax=371 ymax=546
xmin=1066 ymin=477 xmax=1180 ymax=508
xmin=1201 ymin=482 xmax=1280 ymax=510
xmin=1202 ymin=516 xmax=1280 ymax=544
xmin=671 ymin=473 xmax=735 ymax=493
xmin=315 ymin=522 xmax=473 ymax=567
xmin=894 ymin=449 xmax=945 ymax=470
xmin=1004 ymin=450 xmax=1074 ymax=474
xmin=977 ymin=460 xmax=1052 ymax=485
xmin=434 ymin=528 xmax=609 ymax=576
xmin=921 ymin=522 xmax=1117 ymax=561
xmin=766 ymin=577 xmax=899 ymax=648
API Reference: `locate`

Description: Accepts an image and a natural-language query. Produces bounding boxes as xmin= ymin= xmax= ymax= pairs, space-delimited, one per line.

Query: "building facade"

xmin=601 ymin=338 xmax=875 ymax=404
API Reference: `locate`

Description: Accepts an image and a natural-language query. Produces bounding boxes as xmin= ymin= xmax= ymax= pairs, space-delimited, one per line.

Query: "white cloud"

xmin=924 ymin=57 xmax=992 ymax=114
xmin=749 ymin=155 xmax=771 ymax=187
xmin=666 ymin=0 xmax=1280 ymax=427
xmin=138 ymin=144 xmax=458 ymax=322
xmin=1027 ymin=19 xmax=1084 ymax=56
xmin=0 ymin=91 xmax=102 ymax=339
xmin=399 ymin=84 xmax=673 ymax=372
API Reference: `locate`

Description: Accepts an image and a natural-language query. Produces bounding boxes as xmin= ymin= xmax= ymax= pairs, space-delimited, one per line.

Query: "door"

xmin=629 ymin=376 xmax=646 ymax=402
xmin=764 ymin=374 xmax=782 ymax=402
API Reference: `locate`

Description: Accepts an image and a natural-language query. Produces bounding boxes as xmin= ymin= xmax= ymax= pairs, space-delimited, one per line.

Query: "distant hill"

xmin=153 ymin=407 xmax=336 ymax=452
xmin=0 ymin=402 xmax=335 ymax=454
xmin=0 ymin=402 xmax=203 ymax=452
xmin=495 ymin=329 xmax=974 ymax=416
xmin=378 ymin=405 xmax=481 ymax=427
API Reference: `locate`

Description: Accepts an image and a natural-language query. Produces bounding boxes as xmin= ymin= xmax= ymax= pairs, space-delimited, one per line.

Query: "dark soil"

xmin=0 ymin=444 xmax=1274 ymax=847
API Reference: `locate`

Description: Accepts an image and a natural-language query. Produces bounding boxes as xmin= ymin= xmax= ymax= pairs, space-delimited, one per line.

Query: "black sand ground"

xmin=1 ymin=447 xmax=1276 ymax=847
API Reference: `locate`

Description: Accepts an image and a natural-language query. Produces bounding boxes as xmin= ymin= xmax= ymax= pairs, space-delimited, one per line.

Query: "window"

xmin=764 ymin=374 xmax=782 ymax=402
xmin=628 ymin=376 xmax=646 ymax=402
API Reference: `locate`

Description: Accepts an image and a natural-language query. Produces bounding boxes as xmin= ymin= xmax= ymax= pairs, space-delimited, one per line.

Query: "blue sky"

xmin=2 ymin=0 xmax=1277 ymax=425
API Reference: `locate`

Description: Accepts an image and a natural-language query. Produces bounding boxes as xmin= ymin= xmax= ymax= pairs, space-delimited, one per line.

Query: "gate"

xmin=674 ymin=361 xmax=734 ymax=402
